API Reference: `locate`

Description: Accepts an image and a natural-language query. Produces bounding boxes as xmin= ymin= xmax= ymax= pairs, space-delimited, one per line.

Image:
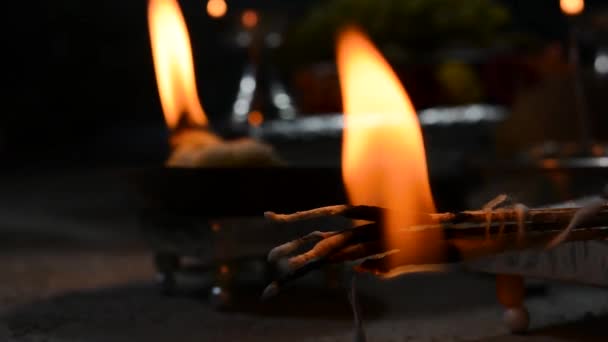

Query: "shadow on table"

xmin=527 ymin=313 xmax=608 ymax=342
xmin=1 ymin=272 xmax=507 ymax=340
xmin=2 ymin=283 xmax=353 ymax=341
xmin=179 ymin=271 xmax=503 ymax=320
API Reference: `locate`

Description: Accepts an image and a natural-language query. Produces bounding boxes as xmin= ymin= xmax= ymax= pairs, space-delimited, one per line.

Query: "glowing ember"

xmin=207 ymin=0 xmax=227 ymax=19
xmin=337 ymin=27 xmax=441 ymax=265
xmin=560 ymin=0 xmax=584 ymax=16
xmin=148 ymin=0 xmax=208 ymax=130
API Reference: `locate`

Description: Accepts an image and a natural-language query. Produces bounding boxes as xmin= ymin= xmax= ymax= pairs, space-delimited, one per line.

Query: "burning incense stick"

xmin=266 ymin=203 xmax=608 ymax=233
xmin=263 ymin=194 xmax=608 ymax=298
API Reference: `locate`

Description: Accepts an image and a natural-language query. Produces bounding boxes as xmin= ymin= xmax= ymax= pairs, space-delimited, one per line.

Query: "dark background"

xmin=4 ymin=0 xmax=606 ymax=167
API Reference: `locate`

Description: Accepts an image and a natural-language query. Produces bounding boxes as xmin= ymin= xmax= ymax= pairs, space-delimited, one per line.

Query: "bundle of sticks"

xmin=262 ymin=191 xmax=608 ymax=299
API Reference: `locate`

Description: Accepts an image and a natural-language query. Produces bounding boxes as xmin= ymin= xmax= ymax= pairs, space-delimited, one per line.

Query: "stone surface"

xmin=0 ymin=246 xmax=607 ymax=341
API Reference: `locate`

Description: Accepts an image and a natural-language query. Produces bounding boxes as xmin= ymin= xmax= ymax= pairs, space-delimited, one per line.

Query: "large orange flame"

xmin=560 ymin=0 xmax=584 ymax=16
xmin=148 ymin=0 xmax=208 ymax=130
xmin=337 ymin=27 xmax=440 ymax=264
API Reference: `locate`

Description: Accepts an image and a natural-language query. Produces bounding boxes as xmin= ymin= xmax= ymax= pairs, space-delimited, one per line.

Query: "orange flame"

xmin=560 ymin=0 xmax=584 ymax=16
xmin=148 ymin=0 xmax=208 ymax=130
xmin=337 ymin=27 xmax=439 ymax=263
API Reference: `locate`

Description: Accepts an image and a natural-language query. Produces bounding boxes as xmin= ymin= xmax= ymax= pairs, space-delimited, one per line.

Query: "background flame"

xmin=207 ymin=0 xmax=227 ymax=19
xmin=337 ymin=27 xmax=440 ymax=259
xmin=148 ymin=0 xmax=208 ymax=130
xmin=560 ymin=0 xmax=584 ymax=16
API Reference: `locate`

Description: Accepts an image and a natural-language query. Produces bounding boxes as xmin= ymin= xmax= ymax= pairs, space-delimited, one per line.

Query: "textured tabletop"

xmin=0 ymin=169 xmax=607 ymax=341
xmin=1 ymin=247 xmax=608 ymax=341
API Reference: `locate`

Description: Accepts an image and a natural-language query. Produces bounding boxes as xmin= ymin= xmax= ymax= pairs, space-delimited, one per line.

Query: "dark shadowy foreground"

xmin=0 ymin=169 xmax=607 ymax=341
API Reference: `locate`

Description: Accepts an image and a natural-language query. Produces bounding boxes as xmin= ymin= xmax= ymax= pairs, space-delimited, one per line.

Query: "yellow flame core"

xmin=560 ymin=0 xmax=584 ymax=16
xmin=148 ymin=0 xmax=208 ymax=129
xmin=337 ymin=27 xmax=438 ymax=258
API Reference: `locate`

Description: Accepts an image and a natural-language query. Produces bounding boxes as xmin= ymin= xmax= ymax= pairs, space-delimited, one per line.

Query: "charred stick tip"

xmin=285 ymin=231 xmax=353 ymax=272
xmin=261 ymin=281 xmax=280 ymax=300
xmin=263 ymin=258 xmax=328 ymax=299
xmin=267 ymin=231 xmax=334 ymax=262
